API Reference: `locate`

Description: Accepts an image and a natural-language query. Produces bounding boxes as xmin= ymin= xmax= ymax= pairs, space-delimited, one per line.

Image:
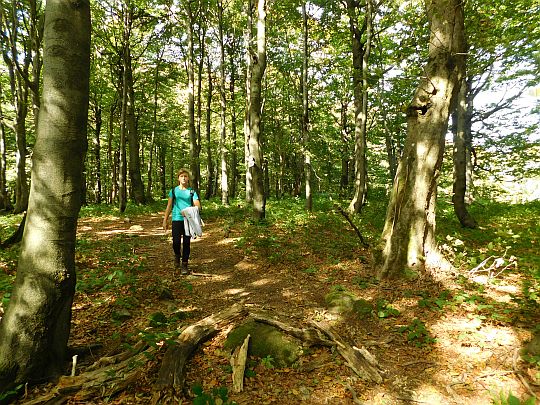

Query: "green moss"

xmin=325 ymin=290 xmax=357 ymax=314
xmin=148 ymin=312 xmax=168 ymax=327
xmin=353 ymin=298 xmax=373 ymax=316
xmin=224 ymin=320 xmax=302 ymax=367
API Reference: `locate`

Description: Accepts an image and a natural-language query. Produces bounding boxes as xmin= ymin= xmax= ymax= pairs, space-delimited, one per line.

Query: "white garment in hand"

xmin=181 ymin=206 xmax=203 ymax=238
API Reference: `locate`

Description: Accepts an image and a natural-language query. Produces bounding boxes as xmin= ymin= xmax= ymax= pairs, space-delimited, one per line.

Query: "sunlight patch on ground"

xmin=432 ymin=316 xmax=520 ymax=348
xmin=429 ymin=315 xmax=525 ymax=399
xmin=250 ymin=278 xmax=273 ymax=286
xmin=234 ymin=258 xmax=257 ymax=271
xmin=197 ymin=258 xmax=215 ymax=265
xmin=471 ymin=274 xmax=520 ymax=296
xmin=216 ymin=238 xmax=238 ymax=246
xmin=222 ymin=288 xmax=250 ymax=298
xmin=195 ymin=274 xmax=230 ymax=282
xmin=404 ymin=384 xmax=450 ymax=405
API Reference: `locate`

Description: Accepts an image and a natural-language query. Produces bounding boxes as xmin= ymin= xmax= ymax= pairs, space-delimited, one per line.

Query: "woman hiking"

xmin=162 ymin=168 xmax=201 ymax=274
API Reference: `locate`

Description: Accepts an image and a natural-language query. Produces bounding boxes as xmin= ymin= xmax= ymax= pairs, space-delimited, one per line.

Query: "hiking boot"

xmin=174 ymin=255 xmax=181 ymax=269
xmin=181 ymin=262 xmax=190 ymax=275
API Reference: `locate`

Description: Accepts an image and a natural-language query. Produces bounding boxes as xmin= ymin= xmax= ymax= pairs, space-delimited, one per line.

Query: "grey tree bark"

xmin=452 ymin=78 xmax=477 ymax=228
xmin=218 ymin=0 xmax=229 ymax=205
xmin=246 ymin=0 xmax=267 ymax=221
xmin=204 ymin=52 xmax=215 ymax=200
xmin=122 ymin=6 xmax=145 ymax=205
xmin=345 ymin=0 xmax=373 ymax=214
xmin=373 ymin=0 xmax=466 ymax=278
xmin=302 ymin=3 xmax=312 ymax=212
xmin=229 ymin=44 xmax=239 ymax=199
xmin=0 ymin=83 xmax=10 ymax=211
xmin=0 ymin=0 xmax=90 ymax=390
xmin=244 ymin=0 xmax=254 ymax=203
xmin=125 ymin=48 xmax=146 ymax=204
xmin=186 ymin=2 xmax=201 ymax=193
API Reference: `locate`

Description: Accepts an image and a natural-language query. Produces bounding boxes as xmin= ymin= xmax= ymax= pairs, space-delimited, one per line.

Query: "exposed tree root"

xmin=21 ymin=303 xmax=384 ymax=403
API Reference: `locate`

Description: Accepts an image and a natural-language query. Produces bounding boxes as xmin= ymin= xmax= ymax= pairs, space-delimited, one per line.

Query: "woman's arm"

xmin=162 ymin=197 xmax=173 ymax=230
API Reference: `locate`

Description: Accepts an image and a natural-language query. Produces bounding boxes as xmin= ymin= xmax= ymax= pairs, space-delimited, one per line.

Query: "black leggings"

xmin=172 ymin=220 xmax=191 ymax=262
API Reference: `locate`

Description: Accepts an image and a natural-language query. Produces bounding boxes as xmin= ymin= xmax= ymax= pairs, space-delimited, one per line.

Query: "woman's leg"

xmin=172 ymin=221 xmax=182 ymax=266
xmin=179 ymin=221 xmax=191 ymax=263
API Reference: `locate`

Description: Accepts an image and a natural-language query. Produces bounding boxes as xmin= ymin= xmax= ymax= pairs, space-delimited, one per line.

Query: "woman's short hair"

xmin=176 ymin=168 xmax=191 ymax=178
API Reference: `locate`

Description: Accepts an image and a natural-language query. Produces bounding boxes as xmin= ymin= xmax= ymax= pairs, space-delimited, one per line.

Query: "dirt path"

xmin=15 ymin=211 xmax=537 ymax=404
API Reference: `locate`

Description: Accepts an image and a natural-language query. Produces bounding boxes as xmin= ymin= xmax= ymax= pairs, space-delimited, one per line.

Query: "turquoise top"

xmin=168 ymin=187 xmax=199 ymax=221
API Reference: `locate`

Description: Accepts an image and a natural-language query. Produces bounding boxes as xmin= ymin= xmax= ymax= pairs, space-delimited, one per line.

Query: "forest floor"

xmin=11 ymin=207 xmax=540 ymax=405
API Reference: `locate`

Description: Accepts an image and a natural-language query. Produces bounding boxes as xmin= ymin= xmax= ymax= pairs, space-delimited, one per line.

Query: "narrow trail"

xmin=40 ymin=211 xmax=535 ymax=404
xmin=129 ymin=212 xmax=326 ymax=319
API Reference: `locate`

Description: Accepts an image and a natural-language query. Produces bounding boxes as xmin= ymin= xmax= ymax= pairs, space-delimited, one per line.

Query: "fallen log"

xmin=20 ymin=342 xmax=154 ymax=404
xmin=312 ymin=320 xmax=383 ymax=383
xmin=151 ymin=302 xmax=247 ymax=403
xmin=230 ymin=334 xmax=250 ymax=392
xmin=85 ymin=339 xmax=146 ymax=372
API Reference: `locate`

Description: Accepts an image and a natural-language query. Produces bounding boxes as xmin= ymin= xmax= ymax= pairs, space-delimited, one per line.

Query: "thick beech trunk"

xmin=0 ymin=0 xmax=90 ymax=390
xmin=373 ymin=0 xmax=466 ymax=278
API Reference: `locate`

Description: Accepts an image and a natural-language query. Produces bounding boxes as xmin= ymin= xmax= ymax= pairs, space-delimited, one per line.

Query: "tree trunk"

xmin=379 ymin=77 xmax=398 ymax=183
xmin=0 ymin=0 xmax=90 ymax=390
xmin=186 ymin=3 xmax=200 ymax=194
xmin=205 ymin=52 xmax=215 ymax=200
xmin=218 ymin=0 xmax=229 ymax=205
xmin=146 ymin=51 xmax=164 ymax=202
xmin=373 ymin=0 xmax=466 ymax=278
xmin=13 ymin=94 xmax=30 ymax=214
xmin=452 ymin=79 xmax=477 ymax=228
xmin=0 ymin=84 xmax=10 ymax=211
xmin=94 ymin=105 xmax=103 ymax=204
xmin=247 ymin=0 xmax=267 ymax=221
xmin=123 ymin=11 xmax=145 ymax=205
xmin=302 ymin=3 xmax=312 ymax=212
xmin=107 ymin=103 xmax=117 ymax=204
xmin=1 ymin=2 xmax=35 ymax=214
xmin=229 ymin=47 xmax=239 ymax=199
xmin=29 ymin=0 xmax=43 ymax=129
xmin=339 ymin=99 xmax=351 ymax=197
xmin=119 ymin=59 xmax=128 ymax=213
xmin=159 ymin=144 xmax=167 ymax=199
xmin=244 ymin=0 xmax=254 ymax=204
xmin=346 ymin=0 xmax=372 ymax=214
